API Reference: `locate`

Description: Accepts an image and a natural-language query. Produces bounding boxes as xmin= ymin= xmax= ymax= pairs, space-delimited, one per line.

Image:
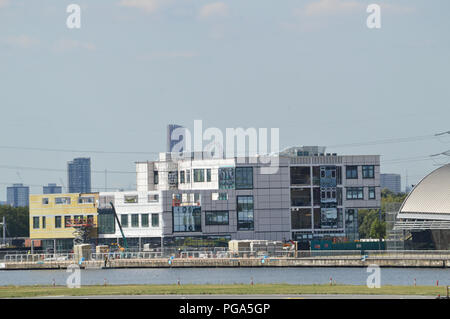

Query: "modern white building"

xmin=95 ymin=146 xmax=381 ymax=248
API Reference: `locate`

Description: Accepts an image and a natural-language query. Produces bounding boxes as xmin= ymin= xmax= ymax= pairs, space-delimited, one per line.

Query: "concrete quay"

xmin=2 ymin=257 xmax=450 ymax=270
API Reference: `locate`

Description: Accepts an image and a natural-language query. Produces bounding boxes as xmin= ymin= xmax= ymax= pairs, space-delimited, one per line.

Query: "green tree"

xmin=0 ymin=205 xmax=29 ymax=237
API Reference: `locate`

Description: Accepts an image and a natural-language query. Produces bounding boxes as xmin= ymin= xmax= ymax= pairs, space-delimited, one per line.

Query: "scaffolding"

xmin=65 ymin=217 xmax=96 ymax=245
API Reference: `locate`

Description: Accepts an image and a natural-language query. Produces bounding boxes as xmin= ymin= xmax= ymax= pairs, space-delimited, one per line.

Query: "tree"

xmin=0 ymin=205 xmax=29 ymax=237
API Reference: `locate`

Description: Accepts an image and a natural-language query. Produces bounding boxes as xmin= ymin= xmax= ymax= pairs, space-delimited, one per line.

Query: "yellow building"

xmin=29 ymin=193 xmax=99 ymax=250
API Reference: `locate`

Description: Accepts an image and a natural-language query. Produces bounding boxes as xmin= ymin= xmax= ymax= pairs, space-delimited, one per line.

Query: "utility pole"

xmin=1 ymin=216 xmax=6 ymax=246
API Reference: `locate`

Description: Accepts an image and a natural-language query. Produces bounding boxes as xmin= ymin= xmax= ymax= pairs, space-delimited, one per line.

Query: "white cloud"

xmin=199 ymin=2 xmax=228 ymax=19
xmin=302 ymin=0 xmax=362 ymax=16
xmin=4 ymin=35 xmax=39 ymax=48
xmin=118 ymin=0 xmax=170 ymax=14
xmin=53 ymin=39 xmax=95 ymax=52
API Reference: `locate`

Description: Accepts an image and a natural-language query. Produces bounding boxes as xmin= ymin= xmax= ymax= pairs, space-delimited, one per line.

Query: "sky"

xmin=0 ymin=0 xmax=449 ymax=200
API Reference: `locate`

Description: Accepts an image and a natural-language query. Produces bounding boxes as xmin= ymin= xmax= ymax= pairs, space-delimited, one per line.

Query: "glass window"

xmin=42 ymin=216 xmax=46 ymax=229
xmin=205 ymin=211 xmax=229 ymax=225
xmin=33 ymin=217 xmax=39 ymax=229
xmin=237 ymin=196 xmax=254 ymax=231
xmin=186 ymin=170 xmax=191 ymax=183
xmin=369 ymin=187 xmax=376 ymax=199
xmin=152 ymin=214 xmax=159 ymax=227
xmin=168 ymin=171 xmax=178 ymax=186
xmin=362 ymin=165 xmax=375 ymax=179
xmin=193 ymin=169 xmax=205 ymax=182
xmin=141 ymin=214 xmax=149 ymax=227
xmin=180 ymin=171 xmax=185 ymax=184
xmin=64 ymin=216 xmax=71 ymax=228
xmin=291 ymin=209 xmax=311 ymax=229
xmin=235 ymin=167 xmax=253 ymax=189
xmin=121 ymin=214 xmax=128 ymax=228
xmin=154 ymin=171 xmax=159 ymax=184
xmin=346 ymin=166 xmax=358 ymax=179
xmin=55 ymin=197 xmax=71 ymax=205
xmin=78 ymin=197 xmax=94 ymax=204
xmin=42 ymin=198 xmax=49 ymax=205
xmin=97 ymin=209 xmax=115 ymax=234
xmin=218 ymin=167 xmax=235 ymax=189
xmin=290 ymin=167 xmax=311 ymax=186
xmin=291 ymin=188 xmax=311 ymax=206
xmin=124 ymin=195 xmax=138 ymax=203
xmin=55 ymin=216 xmax=62 ymax=228
xmin=346 ymin=187 xmax=364 ymax=200
xmin=206 ymin=169 xmax=211 ymax=182
xmin=131 ymin=214 xmax=139 ymax=227
xmin=173 ymin=206 xmax=201 ymax=232
xmin=148 ymin=194 xmax=159 ymax=202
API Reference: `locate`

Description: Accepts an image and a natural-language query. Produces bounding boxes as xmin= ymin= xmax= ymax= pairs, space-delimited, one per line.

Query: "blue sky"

xmin=0 ymin=0 xmax=449 ymax=199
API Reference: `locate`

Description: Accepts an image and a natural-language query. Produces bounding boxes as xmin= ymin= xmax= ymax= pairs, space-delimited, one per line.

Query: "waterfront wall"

xmin=2 ymin=257 xmax=450 ymax=270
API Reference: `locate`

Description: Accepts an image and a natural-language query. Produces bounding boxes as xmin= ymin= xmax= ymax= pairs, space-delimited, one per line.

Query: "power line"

xmin=0 ymin=145 xmax=160 ymax=155
xmin=0 ymin=164 xmax=135 ymax=174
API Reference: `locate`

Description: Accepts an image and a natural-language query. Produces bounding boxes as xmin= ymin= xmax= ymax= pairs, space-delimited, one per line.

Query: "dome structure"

xmin=395 ymin=164 xmax=450 ymax=231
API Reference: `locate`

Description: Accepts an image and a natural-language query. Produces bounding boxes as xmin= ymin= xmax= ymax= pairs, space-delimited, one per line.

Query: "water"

xmin=0 ymin=268 xmax=449 ymax=287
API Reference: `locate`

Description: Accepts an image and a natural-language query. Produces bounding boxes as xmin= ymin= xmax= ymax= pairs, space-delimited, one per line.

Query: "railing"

xmin=3 ymin=249 xmax=450 ymax=263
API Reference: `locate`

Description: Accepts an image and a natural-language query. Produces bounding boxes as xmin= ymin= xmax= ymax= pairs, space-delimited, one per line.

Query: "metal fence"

xmin=4 ymin=249 xmax=450 ymax=263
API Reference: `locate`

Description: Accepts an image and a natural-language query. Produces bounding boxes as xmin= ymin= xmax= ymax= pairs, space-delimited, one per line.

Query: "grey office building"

xmin=43 ymin=183 xmax=62 ymax=194
xmin=380 ymin=174 xmax=401 ymax=194
xmin=7 ymin=183 xmax=30 ymax=207
xmin=68 ymin=158 xmax=91 ymax=193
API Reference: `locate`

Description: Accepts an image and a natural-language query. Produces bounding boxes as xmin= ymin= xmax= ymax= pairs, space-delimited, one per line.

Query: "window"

xmin=97 ymin=209 xmax=115 ymax=234
xmin=55 ymin=216 xmax=62 ymax=228
xmin=291 ymin=188 xmax=311 ymax=206
xmin=131 ymin=214 xmax=139 ymax=227
xmin=55 ymin=197 xmax=71 ymax=205
xmin=87 ymin=215 xmax=94 ymax=224
xmin=42 ymin=198 xmax=49 ymax=205
xmin=64 ymin=216 xmax=71 ymax=227
xmin=148 ymin=194 xmax=159 ymax=202
xmin=121 ymin=214 xmax=128 ymax=228
xmin=219 ymin=167 xmax=235 ymax=189
xmin=42 ymin=216 xmax=46 ymax=229
xmin=151 ymin=214 xmax=159 ymax=227
xmin=168 ymin=171 xmax=178 ymax=186
xmin=291 ymin=209 xmax=311 ymax=229
xmin=78 ymin=197 xmax=94 ymax=204
xmin=186 ymin=170 xmax=191 ymax=183
xmin=124 ymin=195 xmax=138 ymax=203
xmin=237 ymin=196 xmax=254 ymax=231
xmin=154 ymin=171 xmax=159 ymax=184
xmin=193 ymin=169 xmax=205 ymax=182
xmin=290 ymin=167 xmax=311 ymax=186
xmin=346 ymin=166 xmax=358 ymax=179
xmin=206 ymin=169 xmax=211 ymax=182
xmin=141 ymin=214 xmax=149 ymax=227
xmin=211 ymin=192 xmax=228 ymax=200
xmin=173 ymin=206 xmax=201 ymax=232
xmin=346 ymin=187 xmax=364 ymax=200
xmin=205 ymin=211 xmax=229 ymax=225
xmin=180 ymin=171 xmax=185 ymax=184
xmin=33 ymin=217 xmax=39 ymax=229
xmin=369 ymin=187 xmax=376 ymax=199
xmin=235 ymin=167 xmax=253 ymax=189
xmin=362 ymin=165 xmax=375 ymax=179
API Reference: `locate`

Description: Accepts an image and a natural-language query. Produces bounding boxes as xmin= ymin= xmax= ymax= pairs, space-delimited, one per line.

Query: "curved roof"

xmin=399 ymin=164 xmax=450 ymax=217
